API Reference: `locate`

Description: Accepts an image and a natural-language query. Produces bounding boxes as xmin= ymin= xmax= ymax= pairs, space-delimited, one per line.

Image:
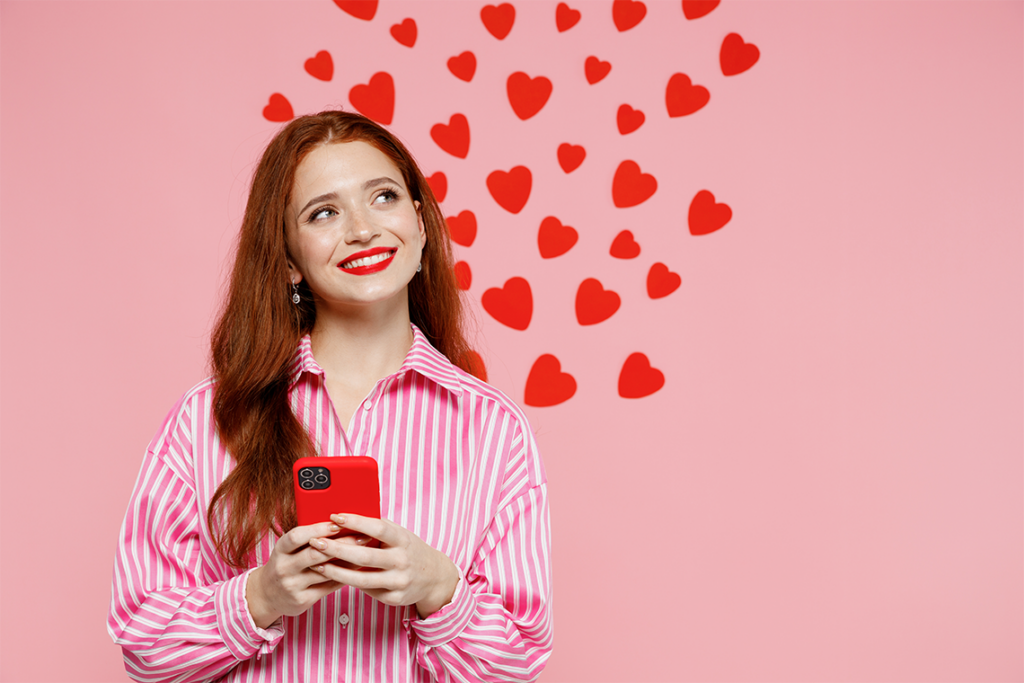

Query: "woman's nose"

xmin=344 ymin=210 xmax=379 ymax=243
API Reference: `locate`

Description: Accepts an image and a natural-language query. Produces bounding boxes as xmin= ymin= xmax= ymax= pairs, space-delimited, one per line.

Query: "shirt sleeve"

xmin=107 ymin=399 xmax=285 ymax=683
xmin=406 ymin=416 xmax=553 ymax=682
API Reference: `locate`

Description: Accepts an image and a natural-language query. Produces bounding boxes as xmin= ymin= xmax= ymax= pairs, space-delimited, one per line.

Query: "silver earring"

xmin=291 ymin=283 xmax=300 ymax=305
xmin=416 ymin=262 xmax=422 ymax=273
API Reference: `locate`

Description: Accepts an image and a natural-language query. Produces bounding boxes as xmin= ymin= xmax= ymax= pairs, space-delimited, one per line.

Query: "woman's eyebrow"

xmin=363 ymin=176 xmax=401 ymax=190
xmin=297 ymin=192 xmax=338 ymax=217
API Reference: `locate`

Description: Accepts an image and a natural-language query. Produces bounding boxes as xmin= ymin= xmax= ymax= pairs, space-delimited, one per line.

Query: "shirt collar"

xmin=288 ymin=324 xmax=464 ymax=396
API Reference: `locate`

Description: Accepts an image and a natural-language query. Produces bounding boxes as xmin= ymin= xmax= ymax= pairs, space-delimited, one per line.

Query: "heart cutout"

xmin=647 ymin=263 xmax=681 ymax=298
xmin=431 ymin=114 xmax=470 ymax=159
xmin=507 ymin=72 xmax=553 ymax=120
xmin=487 ymin=166 xmax=532 ymax=214
xmin=612 ymin=161 xmax=657 ymax=208
xmin=575 ymin=278 xmax=621 ymax=325
xmin=446 ymin=210 xmax=477 ymax=247
xmin=682 ymin=0 xmax=719 ymax=19
xmin=538 ymin=216 xmax=578 ymax=258
xmin=557 ymin=143 xmax=586 ymax=173
xmin=333 ymin=0 xmax=377 ymax=20
xmin=482 ymin=277 xmax=533 ymax=330
xmin=688 ymin=190 xmax=732 ymax=235
xmin=555 ymin=2 xmax=581 ymax=32
xmin=426 ymin=171 xmax=447 ymax=203
xmin=612 ymin=0 xmax=646 ymax=31
xmin=609 ymin=230 xmax=640 ymax=259
xmin=349 ymin=71 xmax=394 ymax=125
xmin=462 ymin=349 xmax=488 ymax=382
xmin=720 ymin=32 xmax=759 ymax=76
xmin=617 ymin=104 xmax=645 ymax=135
xmin=453 ymin=261 xmax=472 ymax=290
xmin=666 ymin=73 xmax=709 ymax=117
xmin=525 ymin=354 xmax=576 ymax=407
xmin=262 ymin=93 xmax=294 ymax=122
xmin=304 ymin=51 xmax=333 ymax=81
xmin=481 ymin=3 xmax=515 ymax=40
xmin=447 ymin=51 xmax=477 ymax=82
xmin=584 ymin=56 xmax=611 ymax=85
xmin=390 ymin=18 xmax=417 ymax=47
xmin=618 ymin=353 xmax=664 ymax=398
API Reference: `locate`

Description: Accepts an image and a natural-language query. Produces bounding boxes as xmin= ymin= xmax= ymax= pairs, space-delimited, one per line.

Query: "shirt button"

xmin=362 ymin=400 xmax=372 ymax=411
xmin=339 ymin=613 xmax=350 ymax=627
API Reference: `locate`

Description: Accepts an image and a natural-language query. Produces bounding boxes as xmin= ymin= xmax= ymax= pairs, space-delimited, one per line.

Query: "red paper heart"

xmin=334 ymin=0 xmax=377 ymax=20
xmin=304 ymin=51 xmax=333 ymax=81
xmin=647 ymin=262 xmax=681 ymax=298
xmin=487 ymin=166 xmax=532 ymax=214
xmin=720 ymin=32 xmax=759 ymax=76
xmin=612 ymin=0 xmax=646 ymax=31
xmin=446 ymin=210 xmax=477 ymax=246
xmin=454 ymin=261 xmax=472 ymax=290
xmin=609 ymin=230 xmax=640 ymax=259
xmin=462 ymin=349 xmax=487 ymax=382
xmin=688 ymin=190 xmax=732 ymax=235
xmin=525 ymin=354 xmax=576 ymax=407
xmin=426 ymin=171 xmax=447 ymax=202
xmin=447 ymin=51 xmax=477 ymax=82
xmin=482 ymin=277 xmax=532 ymax=330
xmin=431 ymin=114 xmax=470 ymax=159
xmin=575 ymin=278 xmax=621 ymax=325
xmin=262 ymin=93 xmax=293 ymax=122
xmin=537 ymin=216 xmax=578 ymax=258
xmin=612 ymin=161 xmax=657 ymax=208
xmin=555 ymin=2 xmax=581 ymax=31
xmin=507 ymin=72 xmax=552 ymax=120
xmin=557 ymin=143 xmax=586 ymax=173
xmin=349 ymin=71 xmax=394 ymax=125
xmin=584 ymin=56 xmax=611 ymax=85
xmin=617 ymin=104 xmax=645 ymax=135
xmin=618 ymin=353 xmax=664 ymax=398
xmin=390 ymin=18 xmax=417 ymax=47
xmin=481 ymin=3 xmax=515 ymax=40
xmin=682 ymin=0 xmax=719 ymax=19
xmin=666 ymin=73 xmax=709 ymax=117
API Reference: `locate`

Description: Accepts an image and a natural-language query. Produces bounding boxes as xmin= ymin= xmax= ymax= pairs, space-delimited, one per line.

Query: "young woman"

xmin=108 ymin=111 xmax=552 ymax=682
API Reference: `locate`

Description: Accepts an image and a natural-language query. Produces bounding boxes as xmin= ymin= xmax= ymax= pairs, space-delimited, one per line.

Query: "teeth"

xmin=342 ymin=251 xmax=394 ymax=269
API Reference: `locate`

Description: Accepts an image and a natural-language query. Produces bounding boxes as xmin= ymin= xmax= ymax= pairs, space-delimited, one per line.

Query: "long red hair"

xmin=208 ymin=111 xmax=470 ymax=567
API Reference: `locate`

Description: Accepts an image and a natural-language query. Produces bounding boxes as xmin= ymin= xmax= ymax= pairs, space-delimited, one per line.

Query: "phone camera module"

xmin=298 ymin=467 xmax=330 ymax=490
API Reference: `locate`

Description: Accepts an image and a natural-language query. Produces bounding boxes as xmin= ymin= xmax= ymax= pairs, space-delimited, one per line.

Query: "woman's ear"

xmin=286 ymin=259 xmax=303 ymax=285
xmin=415 ymin=200 xmax=426 ymax=247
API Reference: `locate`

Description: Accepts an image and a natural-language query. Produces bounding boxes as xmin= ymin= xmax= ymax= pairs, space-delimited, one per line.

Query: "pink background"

xmin=1 ymin=1 xmax=1021 ymax=681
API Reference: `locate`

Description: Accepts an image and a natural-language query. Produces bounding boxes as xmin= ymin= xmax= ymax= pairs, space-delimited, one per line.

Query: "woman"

xmin=108 ymin=111 xmax=552 ymax=682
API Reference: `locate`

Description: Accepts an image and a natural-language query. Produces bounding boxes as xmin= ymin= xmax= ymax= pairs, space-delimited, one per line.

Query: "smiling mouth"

xmin=340 ymin=249 xmax=396 ymax=269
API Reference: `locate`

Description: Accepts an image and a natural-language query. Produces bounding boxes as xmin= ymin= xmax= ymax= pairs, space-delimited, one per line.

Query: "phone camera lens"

xmin=299 ymin=468 xmax=313 ymax=479
xmin=314 ymin=474 xmax=328 ymax=485
xmin=300 ymin=479 xmax=315 ymax=490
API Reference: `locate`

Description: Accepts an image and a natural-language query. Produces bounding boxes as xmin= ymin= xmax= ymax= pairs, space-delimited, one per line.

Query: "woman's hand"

xmin=245 ymin=521 xmax=368 ymax=629
xmin=309 ymin=514 xmax=460 ymax=619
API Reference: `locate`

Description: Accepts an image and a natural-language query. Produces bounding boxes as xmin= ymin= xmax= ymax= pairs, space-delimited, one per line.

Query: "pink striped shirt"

xmin=108 ymin=326 xmax=552 ymax=682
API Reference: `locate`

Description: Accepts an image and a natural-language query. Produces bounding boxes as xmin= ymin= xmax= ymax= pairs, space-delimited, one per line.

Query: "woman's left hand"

xmin=309 ymin=513 xmax=459 ymax=619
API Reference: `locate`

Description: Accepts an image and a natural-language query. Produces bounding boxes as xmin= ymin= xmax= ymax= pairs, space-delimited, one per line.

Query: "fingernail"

xmin=331 ymin=514 xmax=345 ymax=524
xmin=329 ymin=524 xmax=341 ymax=533
xmin=313 ymin=564 xmax=325 ymax=573
xmin=311 ymin=538 xmax=326 ymax=550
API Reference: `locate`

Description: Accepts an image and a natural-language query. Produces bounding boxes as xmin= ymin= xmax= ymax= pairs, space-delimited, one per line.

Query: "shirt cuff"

xmin=214 ymin=568 xmax=286 ymax=660
xmin=406 ymin=565 xmax=475 ymax=648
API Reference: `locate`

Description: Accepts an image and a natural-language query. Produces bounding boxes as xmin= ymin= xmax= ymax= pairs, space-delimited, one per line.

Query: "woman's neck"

xmin=309 ymin=300 xmax=415 ymax=389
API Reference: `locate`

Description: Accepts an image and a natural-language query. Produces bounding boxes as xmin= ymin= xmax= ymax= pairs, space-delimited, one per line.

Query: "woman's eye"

xmin=309 ymin=207 xmax=336 ymax=221
xmin=373 ymin=189 xmax=399 ymax=204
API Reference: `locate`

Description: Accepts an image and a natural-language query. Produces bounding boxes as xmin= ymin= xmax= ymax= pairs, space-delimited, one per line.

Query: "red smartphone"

xmin=293 ymin=456 xmax=381 ymax=535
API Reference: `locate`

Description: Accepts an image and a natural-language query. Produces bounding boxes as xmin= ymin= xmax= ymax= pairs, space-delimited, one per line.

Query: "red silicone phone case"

xmin=293 ymin=456 xmax=381 ymax=531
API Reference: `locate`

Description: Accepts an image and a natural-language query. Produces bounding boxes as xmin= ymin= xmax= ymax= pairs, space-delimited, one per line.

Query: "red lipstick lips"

xmin=338 ymin=247 xmax=396 ymax=275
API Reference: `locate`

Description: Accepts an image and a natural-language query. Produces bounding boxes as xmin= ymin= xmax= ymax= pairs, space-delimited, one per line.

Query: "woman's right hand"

xmin=245 ymin=522 xmax=352 ymax=629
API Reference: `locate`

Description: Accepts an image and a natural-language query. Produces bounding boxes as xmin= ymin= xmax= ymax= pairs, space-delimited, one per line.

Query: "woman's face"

xmin=285 ymin=140 xmax=425 ymax=316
